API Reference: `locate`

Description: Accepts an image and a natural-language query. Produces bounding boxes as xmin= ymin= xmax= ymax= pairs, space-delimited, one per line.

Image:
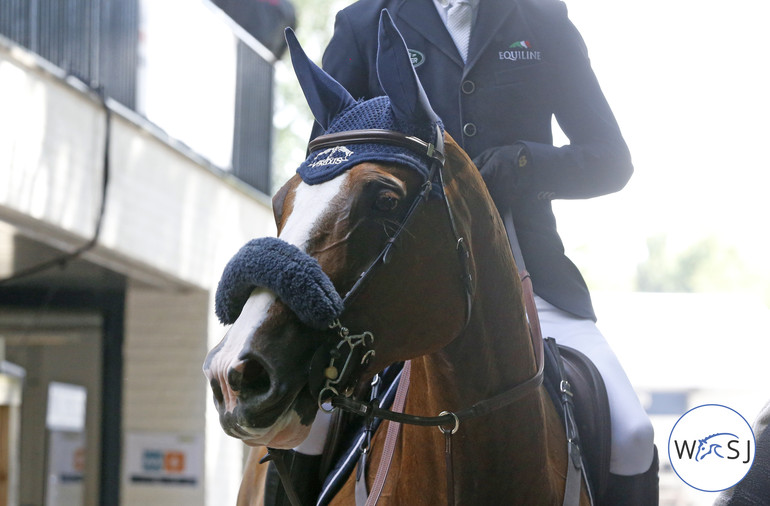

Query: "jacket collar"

xmin=465 ymin=0 xmax=519 ymax=73
xmin=396 ymin=0 xmax=520 ymax=73
xmin=396 ymin=0 xmax=465 ymax=67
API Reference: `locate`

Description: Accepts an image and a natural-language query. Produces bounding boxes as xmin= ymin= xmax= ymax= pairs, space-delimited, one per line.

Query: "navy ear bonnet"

xmin=297 ymin=97 xmax=443 ymax=185
xmin=216 ymin=13 xmax=445 ymax=329
xmin=288 ymin=10 xmax=444 ymax=186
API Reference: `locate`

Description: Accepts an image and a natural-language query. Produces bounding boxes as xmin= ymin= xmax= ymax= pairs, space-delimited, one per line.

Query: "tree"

xmin=271 ymin=0 xmax=354 ymax=193
xmin=635 ymin=234 xmax=754 ymax=293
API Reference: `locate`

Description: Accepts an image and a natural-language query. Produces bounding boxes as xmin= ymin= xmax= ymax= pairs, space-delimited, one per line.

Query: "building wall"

xmin=3 ymin=317 xmax=103 ymax=506
xmin=0 ymin=42 xmax=277 ymax=289
xmin=121 ymin=284 xmax=209 ymax=505
xmin=0 ymin=45 xmax=105 ymax=244
xmin=1 ymin=40 xmax=277 ymax=504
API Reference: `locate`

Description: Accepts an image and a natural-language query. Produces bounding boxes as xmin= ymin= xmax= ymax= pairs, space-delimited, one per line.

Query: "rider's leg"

xmin=535 ymin=295 xmax=655 ymax=476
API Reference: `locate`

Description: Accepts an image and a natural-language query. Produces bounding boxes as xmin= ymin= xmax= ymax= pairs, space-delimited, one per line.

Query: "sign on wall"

xmin=123 ymin=432 xmax=203 ymax=487
xmin=46 ymin=431 xmax=85 ymax=506
xmin=46 ymin=382 xmax=88 ymax=506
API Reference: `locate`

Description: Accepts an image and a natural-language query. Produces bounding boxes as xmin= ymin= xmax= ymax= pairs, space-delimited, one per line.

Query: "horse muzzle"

xmin=205 ymin=348 xmax=318 ymax=447
xmin=204 ymin=291 xmax=321 ymax=447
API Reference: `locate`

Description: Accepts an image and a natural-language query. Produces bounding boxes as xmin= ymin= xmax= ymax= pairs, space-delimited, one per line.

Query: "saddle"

xmin=543 ymin=337 xmax=612 ymax=503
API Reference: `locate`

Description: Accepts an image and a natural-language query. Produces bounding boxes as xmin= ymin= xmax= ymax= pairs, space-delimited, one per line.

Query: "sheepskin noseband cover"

xmin=215 ymin=237 xmax=344 ymax=330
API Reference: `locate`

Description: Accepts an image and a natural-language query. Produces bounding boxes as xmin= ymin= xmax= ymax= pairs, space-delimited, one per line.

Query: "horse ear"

xmin=376 ymin=10 xmax=439 ymax=125
xmin=285 ymin=28 xmax=357 ymax=131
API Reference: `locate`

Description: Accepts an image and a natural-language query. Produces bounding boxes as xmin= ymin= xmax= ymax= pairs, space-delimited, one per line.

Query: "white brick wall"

xmin=122 ymin=283 xmax=209 ymax=505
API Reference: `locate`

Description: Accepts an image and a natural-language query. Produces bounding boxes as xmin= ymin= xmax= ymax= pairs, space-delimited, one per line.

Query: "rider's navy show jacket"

xmin=315 ymin=0 xmax=634 ymax=320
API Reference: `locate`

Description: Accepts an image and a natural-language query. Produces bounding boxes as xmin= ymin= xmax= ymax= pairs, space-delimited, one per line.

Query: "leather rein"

xmin=266 ymin=127 xmax=546 ymax=506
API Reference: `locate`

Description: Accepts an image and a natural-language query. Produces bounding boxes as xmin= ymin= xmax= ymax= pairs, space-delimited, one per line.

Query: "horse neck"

xmin=400 ymin=260 xmax=563 ymax=502
xmin=396 ymin=154 xmax=565 ymax=501
xmin=428 ymin=147 xmax=541 ymax=406
xmin=411 ymin=223 xmax=545 ymax=429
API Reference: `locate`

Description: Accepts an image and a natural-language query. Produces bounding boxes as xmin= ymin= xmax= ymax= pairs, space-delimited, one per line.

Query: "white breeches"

xmin=535 ymin=295 xmax=655 ymax=476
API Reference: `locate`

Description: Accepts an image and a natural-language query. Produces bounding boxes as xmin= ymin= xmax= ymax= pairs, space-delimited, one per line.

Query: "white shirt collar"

xmin=433 ymin=0 xmax=479 ymax=21
xmin=437 ymin=0 xmax=478 ymax=7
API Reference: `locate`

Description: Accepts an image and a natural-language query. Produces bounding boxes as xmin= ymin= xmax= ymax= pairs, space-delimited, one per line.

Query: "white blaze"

xmin=206 ymin=173 xmax=349 ymax=423
xmin=279 ymin=175 xmax=348 ymax=250
xmin=279 ymin=175 xmax=349 ymax=452
xmin=206 ymin=289 xmax=275 ymax=413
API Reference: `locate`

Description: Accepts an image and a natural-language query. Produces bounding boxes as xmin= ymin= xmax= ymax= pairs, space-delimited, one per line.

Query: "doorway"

xmin=2 ymin=310 xmax=103 ymax=506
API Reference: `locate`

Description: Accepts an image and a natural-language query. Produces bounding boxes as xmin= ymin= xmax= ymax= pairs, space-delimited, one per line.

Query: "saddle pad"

xmin=544 ymin=342 xmax=612 ymax=502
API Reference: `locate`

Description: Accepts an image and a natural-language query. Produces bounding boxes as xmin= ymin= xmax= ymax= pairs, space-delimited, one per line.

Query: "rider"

xmin=310 ymin=0 xmax=658 ymax=503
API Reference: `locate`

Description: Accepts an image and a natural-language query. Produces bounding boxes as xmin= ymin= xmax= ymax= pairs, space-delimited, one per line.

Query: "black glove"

xmin=472 ymin=143 xmax=531 ymax=209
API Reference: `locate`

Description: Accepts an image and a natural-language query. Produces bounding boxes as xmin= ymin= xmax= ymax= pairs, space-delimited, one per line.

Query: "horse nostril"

xmin=210 ymin=378 xmax=225 ymax=405
xmin=228 ymin=367 xmax=244 ymax=391
xmin=226 ymin=359 xmax=272 ymax=398
xmin=240 ymin=359 xmax=272 ymax=397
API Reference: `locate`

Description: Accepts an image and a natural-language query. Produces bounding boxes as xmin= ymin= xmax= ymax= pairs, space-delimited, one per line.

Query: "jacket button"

xmin=463 ymin=123 xmax=477 ymax=137
xmin=461 ymin=80 xmax=475 ymax=94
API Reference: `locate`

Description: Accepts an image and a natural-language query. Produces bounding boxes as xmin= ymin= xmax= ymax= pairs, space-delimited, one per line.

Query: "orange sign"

xmin=164 ymin=451 xmax=186 ymax=473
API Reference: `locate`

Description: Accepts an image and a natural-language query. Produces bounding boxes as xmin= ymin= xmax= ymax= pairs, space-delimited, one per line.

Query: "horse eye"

xmin=374 ymin=191 xmax=400 ymax=212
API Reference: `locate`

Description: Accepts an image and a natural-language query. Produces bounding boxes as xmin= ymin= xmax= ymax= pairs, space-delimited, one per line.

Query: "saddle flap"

xmin=544 ymin=341 xmax=612 ymax=501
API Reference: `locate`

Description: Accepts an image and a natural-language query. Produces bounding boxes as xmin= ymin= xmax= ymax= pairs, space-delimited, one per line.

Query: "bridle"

xmin=309 ymin=126 xmax=473 ymax=322
xmin=306 ymin=125 xmax=475 ymax=408
xmin=265 ymin=126 xmax=546 ymax=506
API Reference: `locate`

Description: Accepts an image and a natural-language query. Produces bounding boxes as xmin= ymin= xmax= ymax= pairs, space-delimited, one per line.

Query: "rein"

xmin=338 ymin=273 xmax=545 ymax=506
xmin=329 ymin=273 xmax=544 ymax=431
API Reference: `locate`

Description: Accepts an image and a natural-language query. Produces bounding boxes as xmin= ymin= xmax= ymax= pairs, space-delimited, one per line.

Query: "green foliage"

xmin=271 ymin=0 xmax=355 ymax=194
xmin=635 ymin=234 xmax=755 ymax=293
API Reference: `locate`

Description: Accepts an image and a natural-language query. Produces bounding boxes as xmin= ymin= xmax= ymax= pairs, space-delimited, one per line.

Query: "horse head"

xmin=203 ymin=12 xmax=491 ymax=448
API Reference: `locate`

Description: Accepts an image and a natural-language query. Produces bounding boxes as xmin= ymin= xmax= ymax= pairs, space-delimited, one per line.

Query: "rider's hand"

xmin=473 ymin=143 xmax=531 ymax=209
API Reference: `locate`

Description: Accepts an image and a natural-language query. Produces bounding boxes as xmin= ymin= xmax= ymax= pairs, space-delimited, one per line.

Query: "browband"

xmin=308 ymin=127 xmax=446 ymax=166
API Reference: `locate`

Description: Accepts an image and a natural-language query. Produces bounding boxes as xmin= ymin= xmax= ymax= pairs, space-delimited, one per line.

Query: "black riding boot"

xmin=601 ymin=447 xmax=659 ymax=506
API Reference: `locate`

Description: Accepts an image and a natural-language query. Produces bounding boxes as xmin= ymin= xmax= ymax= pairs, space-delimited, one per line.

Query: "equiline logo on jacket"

xmin=499 ymin=40 xmax=542 ymax=62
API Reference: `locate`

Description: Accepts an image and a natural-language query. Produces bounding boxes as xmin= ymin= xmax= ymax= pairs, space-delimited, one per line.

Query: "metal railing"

xmin=0 ymin=0 xmax=138 ymax=108
xmin=0 ymin=0 xmax=276 ymax=195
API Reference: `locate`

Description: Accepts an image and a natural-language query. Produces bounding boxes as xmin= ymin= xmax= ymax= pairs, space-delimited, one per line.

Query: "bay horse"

xmin=204 ymin=12 xmax=590 ymax=506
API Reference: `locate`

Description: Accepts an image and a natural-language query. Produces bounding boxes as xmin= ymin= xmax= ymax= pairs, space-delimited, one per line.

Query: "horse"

xmin=204 ymin=12 xmax=590 ymax=506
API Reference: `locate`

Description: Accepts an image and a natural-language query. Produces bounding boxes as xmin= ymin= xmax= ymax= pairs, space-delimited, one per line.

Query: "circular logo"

xmin=668 ymin=404 xmax=755 ymax=492
xmin=408 ymin=49 xmax=425 ymax=68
